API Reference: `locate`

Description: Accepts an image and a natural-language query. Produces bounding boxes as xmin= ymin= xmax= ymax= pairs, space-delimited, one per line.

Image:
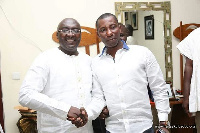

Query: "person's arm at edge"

xmin=182 ymin=57 xmax=193 ymax=117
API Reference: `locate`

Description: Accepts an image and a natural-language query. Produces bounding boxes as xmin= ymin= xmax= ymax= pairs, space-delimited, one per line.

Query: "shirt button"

xmin=77 ymin=77 xmax=81 ymax=82
xmin=80 ymin=95 xmax=84 ymax=98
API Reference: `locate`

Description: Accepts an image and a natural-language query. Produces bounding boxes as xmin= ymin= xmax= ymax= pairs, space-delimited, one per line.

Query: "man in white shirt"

xmin=125 ymin=24 xmax=138 ymax=45
xmin=119 ymin=23 xmax=128 ymax=42
xmin=19 ymin=18 xmax=105 ymax=133
xmin=177 ymin=27 xmax=200 ymax=132
xmin=92 ymin=13 xmax=171 ymax=133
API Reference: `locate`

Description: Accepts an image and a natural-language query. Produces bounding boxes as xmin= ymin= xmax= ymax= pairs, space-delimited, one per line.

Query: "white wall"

xmin=134 ymin=11 xmax=165 ymax=79
xmin=124 ymin=11 xmax=165 ymax=77
xmin=0 ymin=0 xmax=200 ymax=132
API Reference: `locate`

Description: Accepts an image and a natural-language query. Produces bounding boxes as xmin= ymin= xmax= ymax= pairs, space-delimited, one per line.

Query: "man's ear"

xmin=56 ymin=32 xmax=58 ymax=39
xmin=97 ymin=33 xmax=100 ymax=37
xmin=96 ymin=30 xmax=100 ymax=37
xmin=118 ymin=24 xmax=122 ymax=30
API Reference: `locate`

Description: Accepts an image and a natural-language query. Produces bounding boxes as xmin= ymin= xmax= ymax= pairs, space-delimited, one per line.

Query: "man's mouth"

xmin=66 ymin=39 xmax=75 ymax=43
xmin=108 ymin=38 xmax=116 ymax=41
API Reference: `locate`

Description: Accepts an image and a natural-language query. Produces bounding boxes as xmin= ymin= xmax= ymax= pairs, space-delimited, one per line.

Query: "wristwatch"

xmin=157 ymin=128 xmax=166 ymax=133
xmin=159 ymin=121 xmax=170 ymax=128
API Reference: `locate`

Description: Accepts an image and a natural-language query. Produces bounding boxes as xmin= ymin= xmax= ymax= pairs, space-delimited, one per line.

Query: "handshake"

xmin=67 ymin=106 xmax=109 ymax=128
xmin=67 ymin=106 xmax=88 ymax=128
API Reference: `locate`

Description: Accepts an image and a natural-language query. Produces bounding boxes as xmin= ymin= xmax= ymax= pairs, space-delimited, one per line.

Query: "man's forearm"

xmin=183 ymin=58 xmax=193 ymax=100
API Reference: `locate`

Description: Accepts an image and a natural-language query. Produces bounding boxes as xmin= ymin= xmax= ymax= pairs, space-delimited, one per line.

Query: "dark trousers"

xmin=92 ymin=118 xmax=106 ymax=133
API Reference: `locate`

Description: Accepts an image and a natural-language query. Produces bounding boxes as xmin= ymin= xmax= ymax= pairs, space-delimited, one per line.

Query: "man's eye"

xmin=73 ymin=29 xmax=80 ymax=33
xmin=99 ymin=28 xmax=106 ymax=33
xmin=62 ymin=29 xmax=69 ymax=32
xmin=120 ymin=34 xmax=124 ymax=37
xmin=110 ymin=25 xmax=117 ymax=29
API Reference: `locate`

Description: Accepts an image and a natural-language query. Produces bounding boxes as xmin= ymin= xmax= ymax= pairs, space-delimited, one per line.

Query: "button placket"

xmin=73 ymin=56 xmax=85 ymax=107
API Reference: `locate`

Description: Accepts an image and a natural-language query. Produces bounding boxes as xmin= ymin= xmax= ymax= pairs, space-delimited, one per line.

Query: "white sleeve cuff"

xmin=158 ymin=112 xmax=169 ymax=121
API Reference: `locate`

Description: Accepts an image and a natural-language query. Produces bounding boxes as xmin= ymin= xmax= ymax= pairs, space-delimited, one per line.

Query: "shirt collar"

xmin=99 ymin=40 xmax=130 ymax=57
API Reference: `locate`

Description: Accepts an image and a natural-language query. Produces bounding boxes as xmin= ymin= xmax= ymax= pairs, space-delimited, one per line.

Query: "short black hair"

xmin=125 ymin=24 xmax=134 ymax=36
xmin=96 ymin=13 xmax=118 ymax=29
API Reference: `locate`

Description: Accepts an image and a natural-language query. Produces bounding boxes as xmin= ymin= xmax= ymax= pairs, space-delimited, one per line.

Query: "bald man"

xmin=19 ymin=18 xmax=105 ymax=133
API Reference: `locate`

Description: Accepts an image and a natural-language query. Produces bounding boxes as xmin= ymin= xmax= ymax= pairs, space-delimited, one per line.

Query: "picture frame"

xmin=144 ymin=15 xmax=154 ymax=39
xmin=131 ymin=12 xmax=138 ymax=30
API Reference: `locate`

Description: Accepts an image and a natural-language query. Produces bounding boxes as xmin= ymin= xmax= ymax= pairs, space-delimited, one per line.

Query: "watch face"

xmin=160 ymin=121 xmax=170 ymax=126
xmin=157 ymin=128 xmax=166 ymax=133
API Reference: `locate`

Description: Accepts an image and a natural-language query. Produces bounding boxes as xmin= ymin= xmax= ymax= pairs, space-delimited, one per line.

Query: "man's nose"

xmin=66 ymin=30 xmax=75 ymax=37
xmin=106 ymin=29 xmax=113 ymax=36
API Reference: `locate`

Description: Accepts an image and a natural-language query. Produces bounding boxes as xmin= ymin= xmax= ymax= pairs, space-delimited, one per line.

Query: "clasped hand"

xmin=67 ymin=106 xmax=88 ymax=128
xmin=99 ymin=106 xmax=109 ymax=119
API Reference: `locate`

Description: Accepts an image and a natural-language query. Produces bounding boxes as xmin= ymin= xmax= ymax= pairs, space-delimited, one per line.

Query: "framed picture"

xmin=144 ymin=15 xmax=154 ymax=39
xmin=131 ymin=12 xmax=138 ymax=30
